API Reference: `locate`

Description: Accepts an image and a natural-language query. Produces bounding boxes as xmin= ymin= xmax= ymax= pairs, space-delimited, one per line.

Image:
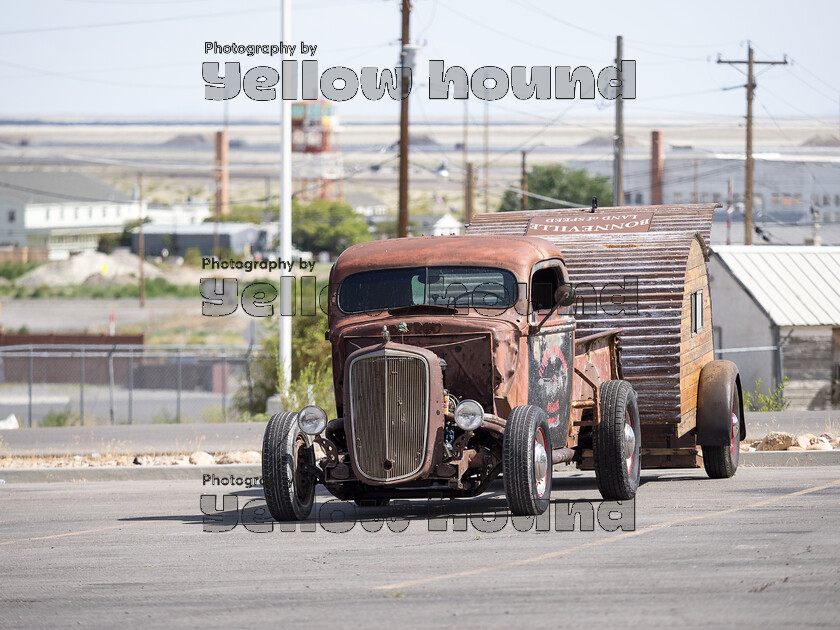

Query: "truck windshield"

xmin=338 ymin=266 xmax=518 ymax=314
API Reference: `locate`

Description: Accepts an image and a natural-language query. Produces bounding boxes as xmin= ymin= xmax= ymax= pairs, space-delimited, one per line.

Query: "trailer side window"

xmin=691 ymin=289 xmax=703 ymax=335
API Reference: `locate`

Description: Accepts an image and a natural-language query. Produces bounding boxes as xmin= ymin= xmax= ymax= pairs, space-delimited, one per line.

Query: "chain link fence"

xmin=0 ymin=345 xmax=267 ymax=427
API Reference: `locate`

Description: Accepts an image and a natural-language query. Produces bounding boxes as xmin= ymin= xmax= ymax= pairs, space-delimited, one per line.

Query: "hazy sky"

xmin=1 ymin=0 xmax=838 ymax=125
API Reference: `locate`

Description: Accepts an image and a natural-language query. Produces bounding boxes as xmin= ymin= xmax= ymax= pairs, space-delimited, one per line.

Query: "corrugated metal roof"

xmin=712 ymin=245 xmax=840 ymax=326
xmin=133 ymin=222 xmax=260 ymax=236
xmin=0 ymin=171 xmax=131 ymax=204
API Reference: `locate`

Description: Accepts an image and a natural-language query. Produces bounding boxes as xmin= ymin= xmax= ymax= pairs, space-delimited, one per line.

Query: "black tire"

xmin=354 ymin=498 xmax=390 ymax=507
xmin=594 ymin=380 xmax=641 ymax=501
xmin=503 ymin=405 xmax=552 ymax=516
xmin=262 ymin=411 xmax=317 ymax=521
xmin=702 ymin=382 xmax=741 ymax=478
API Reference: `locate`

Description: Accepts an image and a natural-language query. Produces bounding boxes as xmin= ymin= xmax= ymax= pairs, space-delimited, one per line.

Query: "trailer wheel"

xmin=503 ymin=405 xmax=552 ymax=516
xmin=702 ymin=379 xmax=741 ymax=479
xmin=697 ymin=360 xmax=743 ymax=479
xmin=262 ymin=412 xmax=317 ymax=521
xmin=594 ymin=380 xmax=641 ymax=501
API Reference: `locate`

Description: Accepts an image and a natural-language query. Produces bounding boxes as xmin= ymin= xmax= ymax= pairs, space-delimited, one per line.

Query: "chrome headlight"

xmin=454 ymin=399 xmax=483 ymax=431
xmin=298 ymin=405 xmax=327 ymax=435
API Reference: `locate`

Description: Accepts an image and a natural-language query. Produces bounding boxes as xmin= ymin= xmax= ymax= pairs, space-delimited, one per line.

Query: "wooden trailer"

xmin=466 ymin=203 xmax=745 ymax=469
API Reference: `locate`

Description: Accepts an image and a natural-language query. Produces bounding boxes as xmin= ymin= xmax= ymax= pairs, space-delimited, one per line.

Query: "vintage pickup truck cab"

xmin=262 ymin=204 xmax=744 ymax=521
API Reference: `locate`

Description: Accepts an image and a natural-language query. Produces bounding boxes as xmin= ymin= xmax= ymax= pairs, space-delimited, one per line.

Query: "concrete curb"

xmin=2 ymin=453 xmax=840 ymax=484
xmin=0 ymin=463 xmax=261 ymax=484
xmin=740 ymin=450 xmax=840 ymax=467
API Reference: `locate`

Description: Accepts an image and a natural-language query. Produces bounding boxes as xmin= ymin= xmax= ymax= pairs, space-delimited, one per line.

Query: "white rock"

xmin=215 ymin=452 xmax=244 ymax=464
xmin=242 ymin=450 xmax=261 ymax=464
xmin=0 ymin=414 xmax=19 ymax=430
xmin=756 ymin=432 xmax=795 ymax=452
xmin=189 ymin=451 xmax=215 ymax=466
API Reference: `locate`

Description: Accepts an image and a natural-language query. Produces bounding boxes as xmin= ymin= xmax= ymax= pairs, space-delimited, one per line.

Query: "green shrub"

xmin=234 ymin=305 xmax=335 ymax=418
xmin=151 ymin=409 xmax=179 ymax=424
xmin=743 ymin=377 xmax=790 ymax=412
xmin=0 ymin=261 xmax=41 ymax=280
xmin=183 ymin=247 xmax=203 ymax=267
xmin=40 ymin=405 xmax=79 ymax=427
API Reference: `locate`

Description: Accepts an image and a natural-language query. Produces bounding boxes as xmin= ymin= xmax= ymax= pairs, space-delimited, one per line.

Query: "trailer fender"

xmin=696 ymin=360 xmax=745 ymax=446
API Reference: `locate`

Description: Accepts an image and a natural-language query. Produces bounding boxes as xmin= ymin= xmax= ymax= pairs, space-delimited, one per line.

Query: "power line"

xmin=0 ymin=5 xmax=277 ymax=36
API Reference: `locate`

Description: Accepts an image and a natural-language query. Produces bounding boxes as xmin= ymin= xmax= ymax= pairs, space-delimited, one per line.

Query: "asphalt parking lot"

xmin=1 ymin=466 xmax=839 ymax=628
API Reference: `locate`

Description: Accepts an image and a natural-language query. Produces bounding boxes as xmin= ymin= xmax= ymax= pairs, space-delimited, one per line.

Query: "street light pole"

xmin=278 ymin=0 xmax=292 ymax=384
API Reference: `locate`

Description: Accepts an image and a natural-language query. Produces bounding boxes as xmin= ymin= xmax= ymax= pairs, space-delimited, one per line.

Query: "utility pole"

xmin=726 ymin=177 xmax=733 ymax=245
xmin=397 ymin=0 xmax=412 ymax=238
xmin=462 ymin=99 xmax=469 ymax=218
xmin=136 ymin=173 xmax=145 ymax=307
xmin=613 ymin=35 xmax=625 ymax=207
xmin=718 ymin=42 xmax=787 ymax=245
xmin=520 ymin=150 xmax=528 ymax=211
xmin=483 ymin=99 xmax=489 ymax=213
xmin=465 ymin=162 xmax=475 ymax=224
xmin=693 ymin=159 xmax=699 ymax=203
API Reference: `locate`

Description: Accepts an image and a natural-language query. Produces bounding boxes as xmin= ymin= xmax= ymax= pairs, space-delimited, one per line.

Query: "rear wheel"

xmin=503 ymin=405 xmax=552 ymax=516
xmin=262 ymin=412 xmax=317 ymax=521
xmin=702 ymin=384 xmax=741 ymax=478
xmin=594 ymin=380 xmax=641 ymax=500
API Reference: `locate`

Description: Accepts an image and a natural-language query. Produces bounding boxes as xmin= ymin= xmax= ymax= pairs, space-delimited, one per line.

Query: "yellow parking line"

xmin=0 ymin=522 xmax=141 ymax=547
xmin=375 ymin=478 xmax=840 ymax=590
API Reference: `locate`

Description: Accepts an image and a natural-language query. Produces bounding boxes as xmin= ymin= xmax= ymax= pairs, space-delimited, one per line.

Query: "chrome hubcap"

xmin=534 ymin=429 xmax=548 ymax=496
xmin=624 ymin=415 xmax=636 ymax=474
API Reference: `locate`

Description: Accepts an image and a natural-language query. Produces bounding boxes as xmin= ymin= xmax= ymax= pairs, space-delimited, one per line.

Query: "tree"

xmin=204 ymin=205 xmax=265 ymax=224
xmin=292 ymin=200 xmax=370 ymax=257
xmin=498 ymin=164 xmax=612 ymax=212
xmin=234 ymin=308 xmax=336 ymax=417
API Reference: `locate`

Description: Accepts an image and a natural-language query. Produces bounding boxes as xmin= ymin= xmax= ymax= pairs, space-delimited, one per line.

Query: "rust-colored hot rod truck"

xmin=262 ymin=204 xmax=745 ymax=521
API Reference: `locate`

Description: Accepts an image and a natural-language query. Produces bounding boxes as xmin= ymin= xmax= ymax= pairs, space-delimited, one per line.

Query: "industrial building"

xmin=0 ymin=171 xmax=145 ymax=261
xmin=130 ymin=222 xmax=267 ymax=257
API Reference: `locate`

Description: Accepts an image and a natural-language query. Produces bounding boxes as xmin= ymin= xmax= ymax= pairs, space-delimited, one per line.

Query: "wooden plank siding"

xmin=677 ymin=238 xmax=715 ymax=436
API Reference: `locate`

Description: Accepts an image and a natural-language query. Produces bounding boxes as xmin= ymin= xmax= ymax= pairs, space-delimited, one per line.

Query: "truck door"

xmin=527 ymin=260 xmax=575 ymax=448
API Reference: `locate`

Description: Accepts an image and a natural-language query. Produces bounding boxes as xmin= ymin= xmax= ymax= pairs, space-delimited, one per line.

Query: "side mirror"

xmin=555 ymin=284 xmax=576 ymax=307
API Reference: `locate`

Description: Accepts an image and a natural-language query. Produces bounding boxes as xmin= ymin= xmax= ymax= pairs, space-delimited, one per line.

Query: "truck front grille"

xmin=348 ymin=349 xmax=429 ymax=482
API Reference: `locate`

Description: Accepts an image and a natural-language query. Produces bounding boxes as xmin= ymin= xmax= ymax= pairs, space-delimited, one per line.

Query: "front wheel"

xmin=593 ymin=380 xmax=641 ymax=500
xmin=262 ymin=412 xmax=317 ymax=521
xmin=503 ymin=405 xmax=552 ymax=516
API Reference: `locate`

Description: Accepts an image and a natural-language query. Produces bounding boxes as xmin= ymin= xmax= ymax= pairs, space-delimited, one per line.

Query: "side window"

xmin=531 ymin=263 xmax=571 ymax=318
xmin=691 ymin=289 xmax=704 ymax=335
